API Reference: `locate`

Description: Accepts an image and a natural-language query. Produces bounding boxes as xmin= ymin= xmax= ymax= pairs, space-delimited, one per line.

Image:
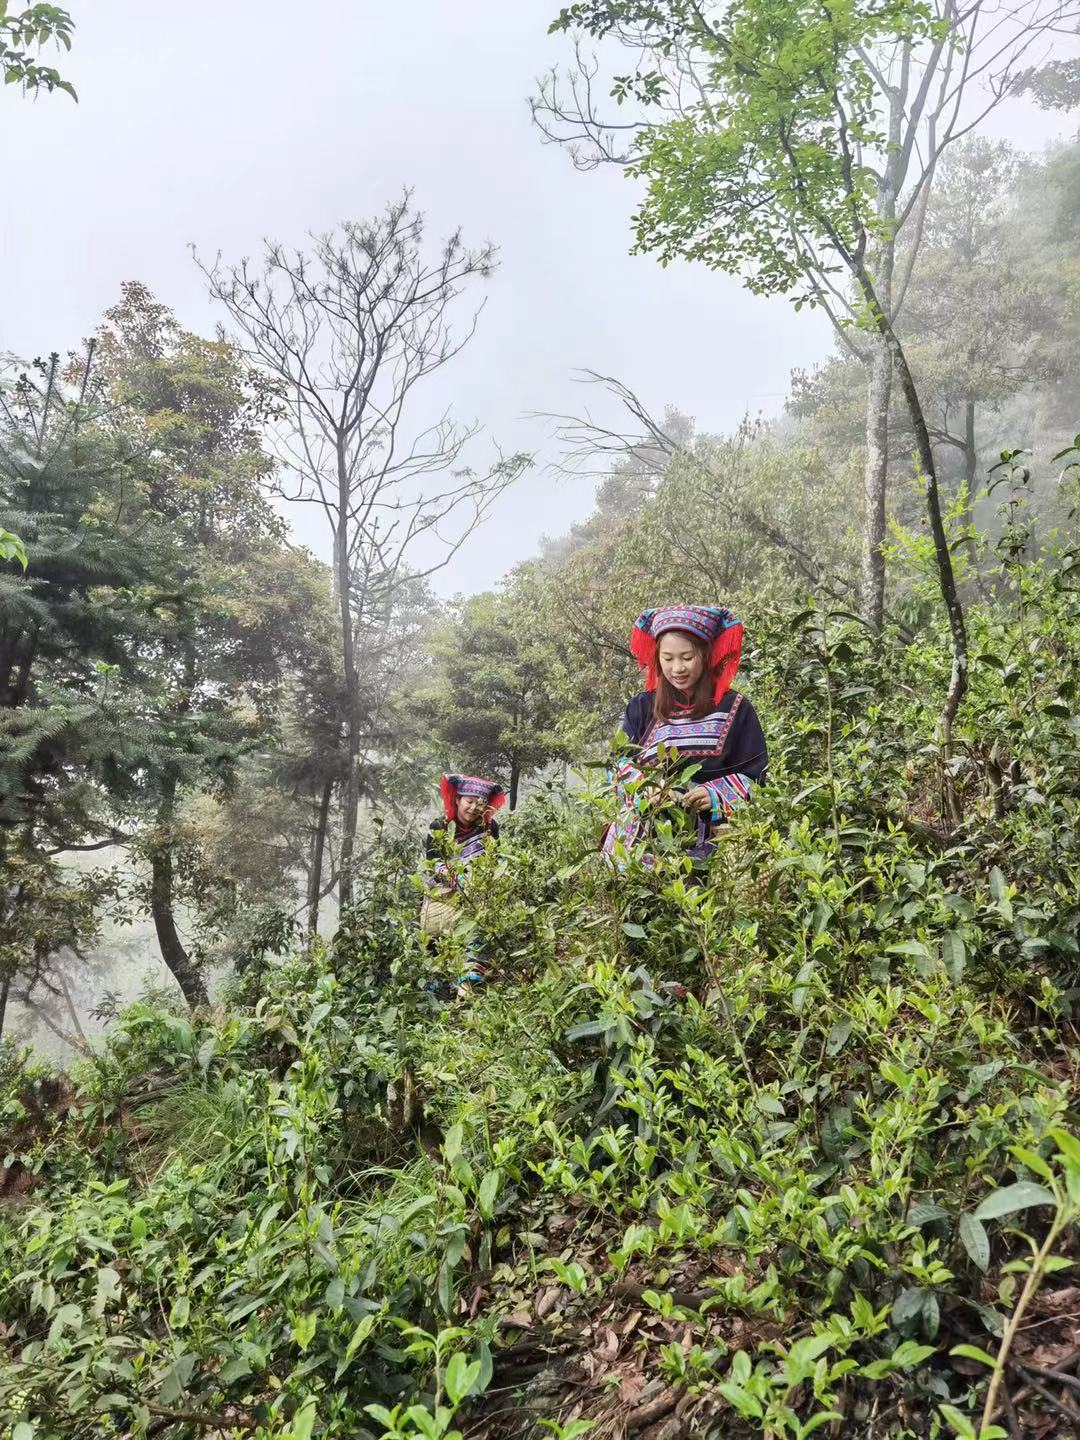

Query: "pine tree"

xmin=0 ymin=350 xmax=166 ymax=1033
xmin=422 ymin=591 xmax=567 ymax=809
xmin=93 ymin=285 xmax=332 ymax=1002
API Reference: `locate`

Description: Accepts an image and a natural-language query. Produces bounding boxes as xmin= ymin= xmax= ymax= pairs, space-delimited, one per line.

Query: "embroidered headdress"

xmin=440 ymin=773 xmax=507 ymax=822
xmin=630 ymin=605 xmax=743 ymax=701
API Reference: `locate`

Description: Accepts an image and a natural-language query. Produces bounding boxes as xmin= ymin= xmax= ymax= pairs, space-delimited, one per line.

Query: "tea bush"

xmin=1 ymin=559 xmax=1078 ymax=1440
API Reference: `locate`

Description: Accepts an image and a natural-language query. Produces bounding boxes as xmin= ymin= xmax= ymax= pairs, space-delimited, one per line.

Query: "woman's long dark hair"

xmin=652 ymin=629 xmax=717 ymax=723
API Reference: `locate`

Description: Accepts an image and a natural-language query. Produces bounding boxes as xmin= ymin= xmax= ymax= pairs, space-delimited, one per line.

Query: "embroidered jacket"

xmin=605 ymin=689 xmax=767 ymax=860
xmin=424 ymin=817 xmax=500 ymax=891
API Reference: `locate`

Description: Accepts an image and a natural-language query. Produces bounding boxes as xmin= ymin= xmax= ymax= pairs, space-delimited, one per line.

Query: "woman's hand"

xmin=637 ymin=784 xmax=666 ymax=808
xmin=681 ymin=785 xmax=713 ymax=814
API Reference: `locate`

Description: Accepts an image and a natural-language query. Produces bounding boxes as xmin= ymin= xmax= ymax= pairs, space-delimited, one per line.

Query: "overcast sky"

xmin=2 ymin=1 xmax=1074 ymax=593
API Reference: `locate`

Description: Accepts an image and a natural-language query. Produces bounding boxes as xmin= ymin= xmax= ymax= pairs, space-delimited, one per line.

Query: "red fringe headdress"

xmin=630 ymin=605 xmax=743 ymax=701
xmin=440 ymin=774 xmax=508 ymax=823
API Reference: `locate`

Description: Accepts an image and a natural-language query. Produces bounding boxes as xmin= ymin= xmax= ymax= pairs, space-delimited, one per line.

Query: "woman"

xmin=603 ymin=605 xmax=767 ymax=864
xmin=422 ymin=773 xmax=505 ymax=992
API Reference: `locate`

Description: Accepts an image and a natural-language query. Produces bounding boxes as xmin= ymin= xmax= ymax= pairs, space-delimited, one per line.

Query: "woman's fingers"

xmin=679 ymin=786 xmax=711 ymax=812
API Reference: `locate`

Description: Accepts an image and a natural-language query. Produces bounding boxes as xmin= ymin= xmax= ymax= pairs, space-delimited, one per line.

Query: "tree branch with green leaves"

xmin=1 ymin=2 xmax=76 ymax=99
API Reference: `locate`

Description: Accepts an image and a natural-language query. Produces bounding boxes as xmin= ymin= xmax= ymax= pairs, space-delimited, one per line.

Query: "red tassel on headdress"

xmin=629 ymin=620 xmax=659 ymax=694
xmin=487 ymin=789 xmax=508 ymax=815
xmin=710 ymin=620 xmax=743 ymax=701
xmin=440 ymin=775 xmax=458 ymax=821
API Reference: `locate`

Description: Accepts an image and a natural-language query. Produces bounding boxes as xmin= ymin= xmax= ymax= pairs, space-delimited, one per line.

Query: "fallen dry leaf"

xmin=596 ymin=1324 xmax=620 ymax=1361
xmin=1027 ymin=1339 xmax=1078 ymax=1370
xmin=1033 ymin=1287 xmax=1079 ymax=1316
xmin=619 ymin=1371 xmax=646 ymax=1405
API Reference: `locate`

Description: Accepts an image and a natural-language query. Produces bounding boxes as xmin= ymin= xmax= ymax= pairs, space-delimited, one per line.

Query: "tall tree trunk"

xmin=334 ymin=456 xmax=362 ymax=912
xmin=0 ymin=854 xmax=17 ymax=1043
xmin=0 ymin=622 xmax=39 ymax=709
xmin=58 ymin=972 xmax=87 ymax=1046
xmin=0 ymin=623 xmax=18 ymax=707
xmin=508 ymin=760 xmax=520 ymax=812
xmin=150 ymin=772 xmax=207 ymax=1008
xmin=856 ymin=51 xmax=907 ymax=630
xmin=963 ymin=392 xmax=977 ymax=493
xmin=845 ymin=236 xmax=968 ymax=822
xmin=870 ymin=301 xmax=969 ymax=805
xmin=307 ymin=778 xmax=333 ymax=937
xmin=861 ymin=340 xmax=893 ymax=629
xmin=339 ymin=714 xmax=361 ymax=913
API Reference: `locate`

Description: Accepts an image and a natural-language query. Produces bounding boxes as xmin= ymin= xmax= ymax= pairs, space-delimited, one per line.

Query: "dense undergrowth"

xmin=2 ymin=556 xmax=1080 ymax=1439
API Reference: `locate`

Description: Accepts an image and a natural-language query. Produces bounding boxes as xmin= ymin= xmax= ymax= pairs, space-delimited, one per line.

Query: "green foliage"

xmin=3 ymin=45 xmax=1079 ymax=1438
xmin=1 ymin=3 xmax=76 ymax=100
xmin=2 ymin=524 xmax=1077 ymax=1434
xmin=0 ymin=525 xmax=27 ymax=569
xmin=0 ymin=351 xmax=162 ymax=837
xmin=0 ymin=288 xmax=336 ymax=1018
xmin=551 ymin=0 xmax=941 ymax=298
xmin=0 ymin=348 xmax=180 ymax=1017
xmin=418 ymin=590 xmax=568 ymax=806
xmin=93 ymin=283 xmax=335 ymax=992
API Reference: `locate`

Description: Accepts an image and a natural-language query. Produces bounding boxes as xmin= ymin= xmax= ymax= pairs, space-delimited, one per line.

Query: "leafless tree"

xmin=197 ymin=195 xmax=530 ymax=907
xmin=543 ymin=370 xmax=865 ymax=606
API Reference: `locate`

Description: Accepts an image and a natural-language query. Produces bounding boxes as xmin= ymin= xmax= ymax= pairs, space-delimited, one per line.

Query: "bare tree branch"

xmin=198 ymin=195 xmax=530 ymax=907
xmin=541 ymin=370 xmax=855 ymax=600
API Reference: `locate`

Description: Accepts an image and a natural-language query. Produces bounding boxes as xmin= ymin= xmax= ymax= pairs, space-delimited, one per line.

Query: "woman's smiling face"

xmin=657 ymin=630 xmax=704 ymax=693
xmin=456 ymin=793 xmax=485 ymax=826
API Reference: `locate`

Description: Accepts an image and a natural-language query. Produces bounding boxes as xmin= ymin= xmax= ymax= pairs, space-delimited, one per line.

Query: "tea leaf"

xmin=974 ymin=1182 xmax=1056 ymax=1220
xmin=958 ymin=1213 xmax=990 ymax=1271
xmin=949 ymin=1343 xmax=996 ymax=1368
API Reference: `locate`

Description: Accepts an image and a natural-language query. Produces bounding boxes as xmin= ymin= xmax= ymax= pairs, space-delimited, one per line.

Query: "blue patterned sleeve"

xmin=704 ymin=772 xmax=754 ymax=821
xmin=703 ymin=697 xmax=767 ymax=820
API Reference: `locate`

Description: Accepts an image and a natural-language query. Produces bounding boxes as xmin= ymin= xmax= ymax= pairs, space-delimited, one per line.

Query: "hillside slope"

xmin=2 ymin=602 xmax=1079 ymax=1440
